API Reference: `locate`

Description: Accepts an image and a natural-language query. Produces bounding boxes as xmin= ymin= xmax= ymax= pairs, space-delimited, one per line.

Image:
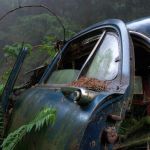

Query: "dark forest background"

xmin=0 ymin=0 xmax=150 ymax=46
xmin=0 ymin=0 xmax=150 ymax=27
xmin=0 ymin=0 xmax=150 ymax=86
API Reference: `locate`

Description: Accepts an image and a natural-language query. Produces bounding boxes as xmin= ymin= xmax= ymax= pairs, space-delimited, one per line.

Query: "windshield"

xmin=47 ymin=31 xmax=120 ymax=85
xmin=84 ymin=32 xmax=120 ymax=80
xmin=47 ymin=31 xmax=103 ymax=84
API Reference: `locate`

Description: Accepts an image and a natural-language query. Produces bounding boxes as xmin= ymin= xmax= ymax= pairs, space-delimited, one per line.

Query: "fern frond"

xmin=1 ymin=107 xmax=56 ymax=150
xmin=0 ymin=84 xmax=4 ymax=96
xmin=2 ymin=126 xmax=26 ymax=150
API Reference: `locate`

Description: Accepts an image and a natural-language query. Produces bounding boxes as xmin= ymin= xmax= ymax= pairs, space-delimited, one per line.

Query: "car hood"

xmin=9 ymin=86 xmax=111 ymax=150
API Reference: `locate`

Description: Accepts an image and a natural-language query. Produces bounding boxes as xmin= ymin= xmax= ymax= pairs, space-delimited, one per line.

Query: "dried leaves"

xmin=69 ymin=76 xmax=107 ymax=91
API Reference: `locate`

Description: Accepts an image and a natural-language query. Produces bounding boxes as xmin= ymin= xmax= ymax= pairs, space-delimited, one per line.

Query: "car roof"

xmin=75 ymin=17 xmax=150 ymax=38
xmin=127 ymin=17 xmax=150 ymax=37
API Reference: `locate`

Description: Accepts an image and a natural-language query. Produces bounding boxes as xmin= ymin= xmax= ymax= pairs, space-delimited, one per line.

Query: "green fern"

xmin=3 ymin=43 xmax=32 ymax=58
xmin=1 ymin=107 xmax=56 ymax=150
xmin=0 ymin=84 xmax=4 ymax=96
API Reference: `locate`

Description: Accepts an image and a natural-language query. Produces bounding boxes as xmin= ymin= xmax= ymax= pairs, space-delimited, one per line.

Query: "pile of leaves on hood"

xmin=68 ymin=76 xmax=107 ymax=91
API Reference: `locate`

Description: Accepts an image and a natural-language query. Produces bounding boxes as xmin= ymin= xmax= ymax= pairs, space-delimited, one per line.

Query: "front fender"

xmin=8 ymin=87 xmax=123 ymax=150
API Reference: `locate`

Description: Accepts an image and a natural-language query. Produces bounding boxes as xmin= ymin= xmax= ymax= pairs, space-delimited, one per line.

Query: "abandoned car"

xmin=0 ymin=6 xmax=150 ymax=150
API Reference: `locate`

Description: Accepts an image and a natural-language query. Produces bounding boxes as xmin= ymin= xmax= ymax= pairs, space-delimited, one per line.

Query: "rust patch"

xmin=101 ymin=127 xmax=118 ymax=145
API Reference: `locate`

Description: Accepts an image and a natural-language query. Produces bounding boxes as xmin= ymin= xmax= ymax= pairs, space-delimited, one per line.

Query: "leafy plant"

xmin=3 ymin=43 xmax=32 ymax=58
xmin=119 ymin=116 xmax=150 ymax=138
xmin=1 ymin=107 xmax=56 ymax=150
xmin=39 ymin=35 xmax=57 ymax=58
xmin=0 ymin=84 xmax=4 ymax=96
xmin=118 ymin=118 xmax=138 ymax=136
xmin=3 ymin=13 xmax=79 ymax=44
xmin=0 ymin=69 xmax=11 ymax=85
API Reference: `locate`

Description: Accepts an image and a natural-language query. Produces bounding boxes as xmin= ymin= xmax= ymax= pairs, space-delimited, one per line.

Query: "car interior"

xmin=131 ymin=33 xmax=150 ymax=115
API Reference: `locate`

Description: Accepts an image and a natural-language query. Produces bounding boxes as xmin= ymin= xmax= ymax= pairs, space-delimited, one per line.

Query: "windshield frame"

xmin=41 ymin=27 xmax=122 ymax=84
xmin=77 ymin=31 xmax=121 ymax=81
xmin=40 ymin=19 xmax=132 ymax=94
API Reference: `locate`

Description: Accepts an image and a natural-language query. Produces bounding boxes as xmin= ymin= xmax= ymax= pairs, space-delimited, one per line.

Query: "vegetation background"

xmin=0 ymin=0 xmax=150 ymax=88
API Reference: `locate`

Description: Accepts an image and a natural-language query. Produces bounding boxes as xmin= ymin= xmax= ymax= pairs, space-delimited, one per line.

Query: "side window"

xmin=85 ymin=32 xmax=120 ymax=81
